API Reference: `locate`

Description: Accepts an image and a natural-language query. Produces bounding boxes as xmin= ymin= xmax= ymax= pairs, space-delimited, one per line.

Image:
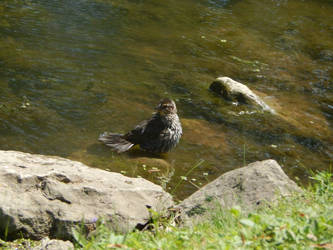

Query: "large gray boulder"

xmin=0 ymin=150 xmax=173 ymax=241
xmin=210 ymin=77 xmax=275 ymax=114
xmin=178 ymin=159 xmax=301 ymax=224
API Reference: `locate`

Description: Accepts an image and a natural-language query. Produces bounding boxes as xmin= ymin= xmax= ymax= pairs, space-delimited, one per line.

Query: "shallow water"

xmin=0 ymin=0 xmax=332 ymax=199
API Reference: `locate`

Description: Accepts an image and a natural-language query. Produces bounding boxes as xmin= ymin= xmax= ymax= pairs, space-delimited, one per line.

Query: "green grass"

xmin=74 ymin=171 xmax=333 ymax=249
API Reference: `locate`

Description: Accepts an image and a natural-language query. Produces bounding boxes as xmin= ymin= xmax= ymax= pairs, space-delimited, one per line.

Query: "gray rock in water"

xmin=210 ymin=77 xmax=275 ymax=114
xmin=0 ymin=150 xmax=173 ymax=241
xmin=33 ymin=237 xmax=74 ymax=250
xmin=178 ymin=159 xmax=301 ymax=225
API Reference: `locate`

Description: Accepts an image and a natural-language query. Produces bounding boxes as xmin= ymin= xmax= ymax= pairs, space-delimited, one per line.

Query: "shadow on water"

xmin=0 ymin=0 xmax=332 ymax=199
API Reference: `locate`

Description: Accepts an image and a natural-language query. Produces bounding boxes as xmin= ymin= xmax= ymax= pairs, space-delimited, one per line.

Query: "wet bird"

xmin=99 ymin=98 xmax=182 ymax=153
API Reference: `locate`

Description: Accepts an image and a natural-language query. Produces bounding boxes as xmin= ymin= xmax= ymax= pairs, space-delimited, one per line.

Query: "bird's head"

xmin=156 ymin=98 xmax=177 ymax=115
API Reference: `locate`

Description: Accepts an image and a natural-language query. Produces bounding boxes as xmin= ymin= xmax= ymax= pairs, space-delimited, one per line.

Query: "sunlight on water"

xmin=0 ymin=0 xmax=332 ymax=198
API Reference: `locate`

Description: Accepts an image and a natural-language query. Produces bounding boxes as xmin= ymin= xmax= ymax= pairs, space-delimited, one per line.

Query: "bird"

xmin=99 ymin=98 xmax=182 ymax=153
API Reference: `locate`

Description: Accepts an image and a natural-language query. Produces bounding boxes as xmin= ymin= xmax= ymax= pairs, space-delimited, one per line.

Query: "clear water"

xmin=0 ymin=0 xmax=332 ymax=199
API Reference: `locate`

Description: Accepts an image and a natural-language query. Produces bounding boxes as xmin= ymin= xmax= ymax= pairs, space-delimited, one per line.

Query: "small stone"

xmin=32 ymin=237 xmax=74 ymax=250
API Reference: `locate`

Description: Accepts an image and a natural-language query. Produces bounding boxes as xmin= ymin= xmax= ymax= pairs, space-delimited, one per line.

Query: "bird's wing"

xmin=124 ymin=116 xmax=165 ymax=144
xmin=123 ymin=119 xmax=149 ymax=144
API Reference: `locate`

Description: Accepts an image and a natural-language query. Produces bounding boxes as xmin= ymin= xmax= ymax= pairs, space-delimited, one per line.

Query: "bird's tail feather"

xmin=99 ymin=132 xmax=134 ymax=153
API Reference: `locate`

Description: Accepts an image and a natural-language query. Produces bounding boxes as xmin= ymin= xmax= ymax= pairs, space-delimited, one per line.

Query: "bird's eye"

xmin=163 ymin=104 xmax=173 ymax=109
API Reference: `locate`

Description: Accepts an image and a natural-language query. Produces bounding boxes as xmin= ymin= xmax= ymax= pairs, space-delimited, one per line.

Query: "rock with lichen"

xmin=177 ymin=159 xmax=301 ymax=225
xmin=0 ymin=150 xmax=173 ymax=241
